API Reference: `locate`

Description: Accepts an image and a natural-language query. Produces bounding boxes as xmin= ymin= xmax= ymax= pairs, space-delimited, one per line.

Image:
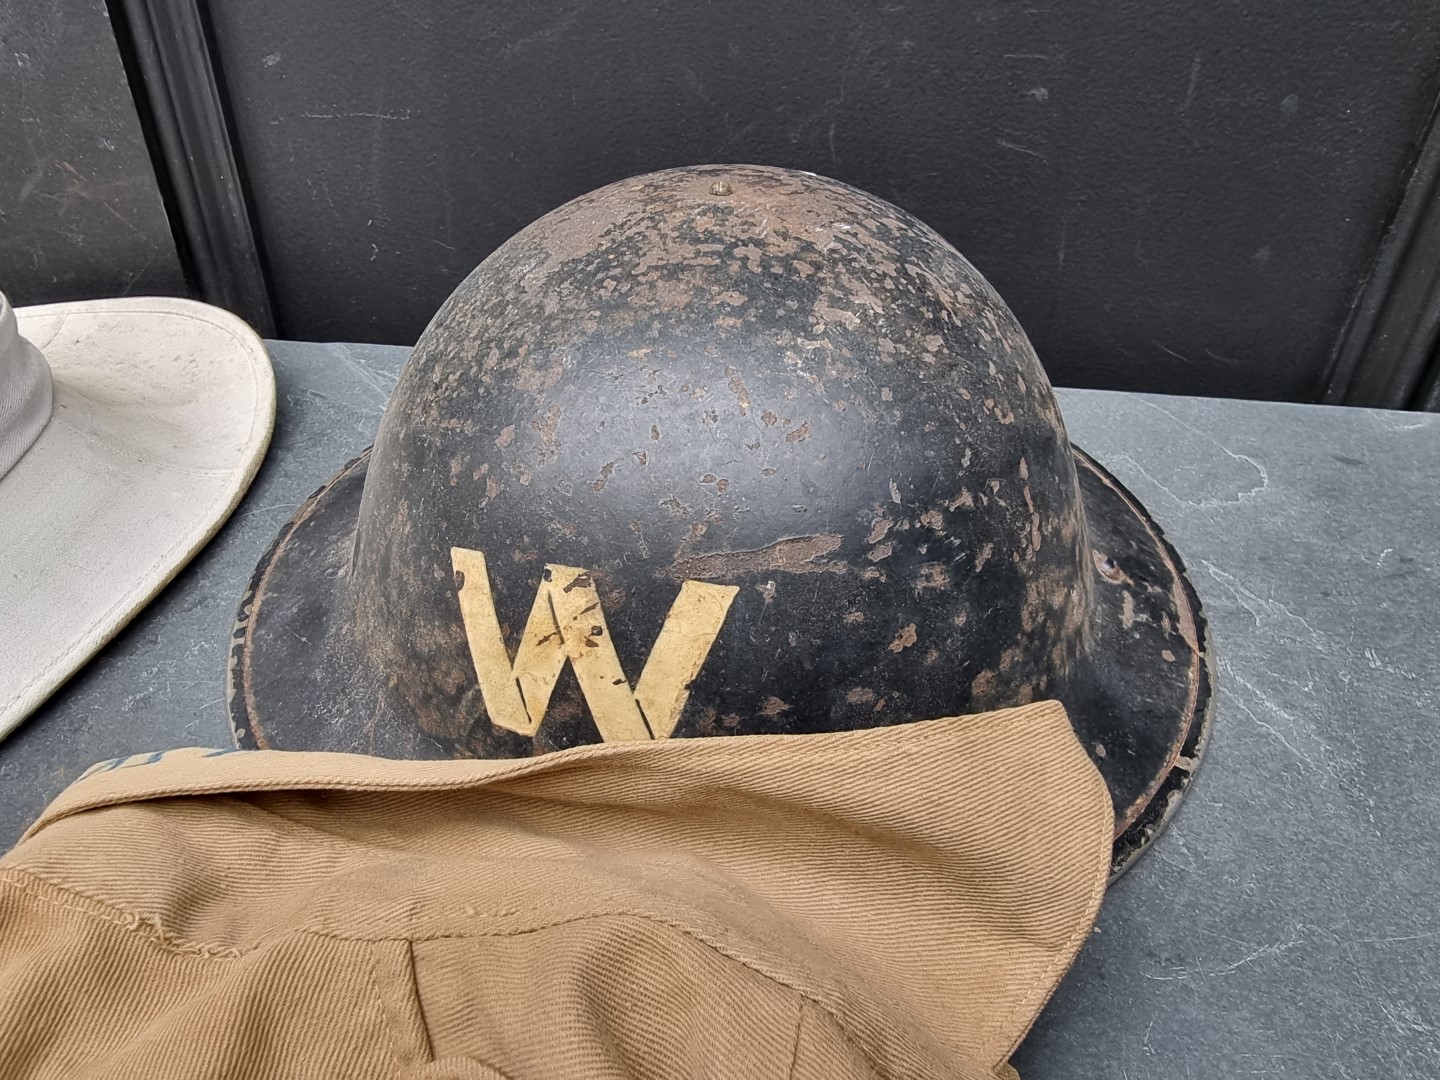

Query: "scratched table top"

xmin=3 ymin=340 xmax=1438 ymax=1078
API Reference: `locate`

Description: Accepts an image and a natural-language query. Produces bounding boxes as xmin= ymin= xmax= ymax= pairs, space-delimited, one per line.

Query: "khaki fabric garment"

xmin=0 ymin=702 xmax=1111 ymax=1079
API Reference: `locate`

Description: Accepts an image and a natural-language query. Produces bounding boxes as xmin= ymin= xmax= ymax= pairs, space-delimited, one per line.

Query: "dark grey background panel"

xmin=206 ymin=0 xmax=1440 ymax=401
xmin=0 ymin=0 xmax=185 ymax=304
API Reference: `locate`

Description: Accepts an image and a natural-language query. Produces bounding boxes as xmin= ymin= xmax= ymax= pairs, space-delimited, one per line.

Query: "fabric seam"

xmin=26 ymin=705 xmax=1068 ymax=836
xmin=785 ymin=999 xmax=806 ymax=1080
xmin=0 ymin=866 xmax=246 ymax=959
xmin=297 ymin=910 xmax=933 ymax=1079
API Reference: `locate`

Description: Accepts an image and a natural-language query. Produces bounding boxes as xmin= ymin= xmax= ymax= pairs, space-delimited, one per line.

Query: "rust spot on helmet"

xmin=888 ymin=624 xmax=918 ymax=653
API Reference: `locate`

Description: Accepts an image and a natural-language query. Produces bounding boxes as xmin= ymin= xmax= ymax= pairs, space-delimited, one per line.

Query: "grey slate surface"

xmin=3 ymin=341 xmax=1438 ymax=1078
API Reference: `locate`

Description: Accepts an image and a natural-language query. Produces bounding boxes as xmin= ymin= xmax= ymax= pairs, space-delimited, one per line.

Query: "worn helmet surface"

xmin=229 ymin=165 xmax=1211 ymax=872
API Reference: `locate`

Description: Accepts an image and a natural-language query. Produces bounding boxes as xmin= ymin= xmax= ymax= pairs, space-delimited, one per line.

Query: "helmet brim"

xmin=227 ymin=445 xmax=1212 ymax=877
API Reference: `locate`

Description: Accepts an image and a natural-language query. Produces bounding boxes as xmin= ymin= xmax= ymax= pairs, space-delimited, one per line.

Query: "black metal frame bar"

xmin=106 ymin=0 xmax=275 ymax=336
xmin=1321 ymin=96 xmax=1440 ymax=411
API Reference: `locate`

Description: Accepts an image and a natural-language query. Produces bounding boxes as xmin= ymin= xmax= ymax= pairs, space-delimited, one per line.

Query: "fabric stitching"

xmin=298 ymin=910 xmax=908 ymax=1079
xmin=367 ymin=942 xmax=413 ymax=1075
xmin=402 ymin=940 xmax=439 ymax=1066
xmin=28 ymin=706 xmax=1067 ymax=833
xmin=0 ymin=866 xmax=947 ymax=1076
xmin=3 ymin=831 xmax=1077 ymax=1075
xmin=391 ymin=939 xmax=543 ymax=1080
xmin=0 ymin=867 xmax=247 ymax=960
xmin=785 ymin=999 xmax=806 ymax=1080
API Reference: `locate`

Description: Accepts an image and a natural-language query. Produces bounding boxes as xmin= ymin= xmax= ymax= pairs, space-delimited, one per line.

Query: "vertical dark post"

xmin=1321 ymin=97 xmax=1440 ymax=410
xmin=107 ymin=0 xmax=276 ymax=336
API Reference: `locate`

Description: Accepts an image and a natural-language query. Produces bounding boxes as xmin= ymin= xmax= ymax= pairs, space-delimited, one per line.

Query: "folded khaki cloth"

xmin=0 ymin=701 xmax=1111 ymax=1079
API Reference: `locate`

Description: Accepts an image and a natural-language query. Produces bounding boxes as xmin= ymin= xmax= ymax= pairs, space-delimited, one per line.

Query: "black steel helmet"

xmin=229 ymin=165 xmax=1211 ymax=873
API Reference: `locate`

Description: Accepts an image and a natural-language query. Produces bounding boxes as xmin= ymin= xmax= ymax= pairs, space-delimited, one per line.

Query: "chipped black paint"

xmin=228 ymin=165 xmax=1212 ymax=874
